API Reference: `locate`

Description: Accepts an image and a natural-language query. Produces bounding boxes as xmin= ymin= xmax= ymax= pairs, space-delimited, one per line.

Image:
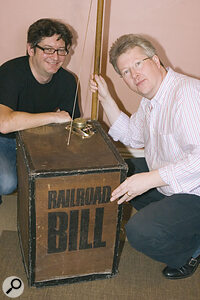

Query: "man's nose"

xmin=129 ymin=67 xmax=138 ymax=78
xmin=51 ymin=50 xmax=59 ymax=58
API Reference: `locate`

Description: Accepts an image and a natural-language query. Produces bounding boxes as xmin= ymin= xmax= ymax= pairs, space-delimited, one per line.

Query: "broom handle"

xmin=91 ymin=0 xmax=104 ymax=120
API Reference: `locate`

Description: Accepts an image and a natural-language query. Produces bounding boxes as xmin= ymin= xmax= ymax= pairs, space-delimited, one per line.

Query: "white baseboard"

xmin=118 ymin=147 xmax=145 ymax=158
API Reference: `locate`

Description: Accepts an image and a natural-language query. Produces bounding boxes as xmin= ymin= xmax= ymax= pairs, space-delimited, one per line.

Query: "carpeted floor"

xmin=0 ymin=195 xmax=200 ymax=300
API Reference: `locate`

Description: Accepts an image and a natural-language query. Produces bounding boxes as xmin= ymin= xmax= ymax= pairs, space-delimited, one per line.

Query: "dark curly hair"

xmin=27 ymin=18 xmax=73 ymax=51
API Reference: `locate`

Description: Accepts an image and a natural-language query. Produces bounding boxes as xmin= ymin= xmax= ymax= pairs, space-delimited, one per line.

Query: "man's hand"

xmin=110 ymin=170 xmax=167 ymax=204
xmin=53 ymin=110 xmax=72 ymax=123
xmin=90 ymin=74 xmax=121 ymax=125
xmin=90 ymin=75 xmax=112 ymax=104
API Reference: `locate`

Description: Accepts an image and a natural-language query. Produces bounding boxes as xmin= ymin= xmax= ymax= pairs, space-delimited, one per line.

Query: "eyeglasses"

xmin=120 ymin=57 xmax=152 ymax=78
xmin=35 ymin=44 xmax=69 ymax=56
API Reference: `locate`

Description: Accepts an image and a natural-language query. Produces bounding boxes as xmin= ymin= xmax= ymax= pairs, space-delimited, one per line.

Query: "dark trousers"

xmin=0 ymin=137 xmax=17 ymax=196
xmin=124 ymin=158 xmax=200 ymax=268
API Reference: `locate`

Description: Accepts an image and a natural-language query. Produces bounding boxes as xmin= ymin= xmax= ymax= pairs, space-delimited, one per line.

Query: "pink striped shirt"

xmin=109 ymin=68 xmax=200 ymax=196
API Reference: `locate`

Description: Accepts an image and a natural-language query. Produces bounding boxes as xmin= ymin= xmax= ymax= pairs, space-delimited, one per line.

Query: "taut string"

xmin=67 ymin=0 xmax=93 ymax=146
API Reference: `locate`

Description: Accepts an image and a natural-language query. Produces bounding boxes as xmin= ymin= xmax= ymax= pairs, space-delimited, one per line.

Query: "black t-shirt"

xmin=0 ymin=56 xmax=80 ymax=138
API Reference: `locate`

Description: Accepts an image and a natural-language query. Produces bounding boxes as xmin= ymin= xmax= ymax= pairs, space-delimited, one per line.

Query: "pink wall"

xmin=1 ymin=0 xmax=200 ymax=124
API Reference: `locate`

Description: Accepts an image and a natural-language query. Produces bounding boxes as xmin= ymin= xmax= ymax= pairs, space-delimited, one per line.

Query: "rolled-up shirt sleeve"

xmin=108 ymin=112 xmax=130 ymax=141
xmin=108 ymin=105 xmax=145 ymax=148
xmin=159 ymin=146 xmax=200 ymax=195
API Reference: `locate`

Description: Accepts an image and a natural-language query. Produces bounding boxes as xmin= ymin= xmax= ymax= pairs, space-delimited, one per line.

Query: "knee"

xmin=0 ymin=173 xmax=17 ymax=195
xmin=125 ymin=214 xmax=167 ymax=252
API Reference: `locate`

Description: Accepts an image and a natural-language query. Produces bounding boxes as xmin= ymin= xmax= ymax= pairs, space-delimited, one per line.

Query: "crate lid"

xmin=17 ymin=121 xmax=127 ymax=174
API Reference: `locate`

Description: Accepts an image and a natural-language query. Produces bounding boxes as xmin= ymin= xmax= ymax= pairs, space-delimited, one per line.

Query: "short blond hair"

xmin=109 ymin=34 xmax=159 ymax=75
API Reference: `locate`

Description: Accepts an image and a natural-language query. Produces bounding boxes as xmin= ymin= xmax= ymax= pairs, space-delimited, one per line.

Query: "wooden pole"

xmin=91 ymin=0 xmax=104 ymax=120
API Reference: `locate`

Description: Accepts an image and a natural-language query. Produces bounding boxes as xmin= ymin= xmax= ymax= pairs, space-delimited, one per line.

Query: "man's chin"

xmin=46 ymin=63 xmax=62 ymax=74
xmin=47 ymin=67 xmax=60 ymax=74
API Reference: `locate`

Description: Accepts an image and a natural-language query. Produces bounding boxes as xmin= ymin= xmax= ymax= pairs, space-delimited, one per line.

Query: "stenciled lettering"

xmin=48 ymin=212 xmax=68 ymax=253
xmin=47 ymin=207 xmax=107 ymax=254
xmin=93 ymin=207 xmax=106 ymax=248
xmin=48 ymin=185 xmax=111 ymax=209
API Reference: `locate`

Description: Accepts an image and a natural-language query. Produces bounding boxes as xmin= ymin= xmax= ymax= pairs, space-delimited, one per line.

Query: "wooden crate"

xmin=16 ymin=121 xmax=127 ymax=287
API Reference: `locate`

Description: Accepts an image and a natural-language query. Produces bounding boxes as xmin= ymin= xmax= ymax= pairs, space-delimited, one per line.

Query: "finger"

xmin=110 ymin=194 xmax=119 ymax=202
xmin=94 ymin=74 xmax=103 ymax=86
xmin=90 ymin=87 xmax=98 ymax=93
xmin=98 ymin=75 xmax=107 ymax=87
xmin=110 ymin=193 xmax=124 ymax=204
xmin=118 ymin=192 xmax=134 ymax=204
xmin=110 ymin=188 xmax=128 ymax=202
xmin=111 ymin=193 xmax=131 ymax=205
xmin=91 ymin=73 xmax=98 ymax=81
xmin=90 ymin=80 xmax=97 ymax=88
xmin=117 ymin=195 xmax=128 ymax=205
xmin=111 ymin=181 xmax=128 ymax=197
xmin=67 ymin=115 xmax=72 ymax=121
xmin=98 ymin=75 xmax=104 ymax=82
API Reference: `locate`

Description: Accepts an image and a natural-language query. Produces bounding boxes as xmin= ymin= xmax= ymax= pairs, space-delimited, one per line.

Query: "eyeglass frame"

xmin=120 ymin=56 xmax=152 ymax=78
xmin=35 ymin=44 xmax=69 ymax=56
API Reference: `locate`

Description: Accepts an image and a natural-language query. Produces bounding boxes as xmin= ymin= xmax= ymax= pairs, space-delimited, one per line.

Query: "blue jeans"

xmin=124 ymin=158 xmax=200 ymax=268
xmin=0 ymin=136 xmax=17 ymax=203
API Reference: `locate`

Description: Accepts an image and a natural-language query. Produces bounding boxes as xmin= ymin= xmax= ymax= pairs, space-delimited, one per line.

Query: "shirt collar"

xmin=142 ymin=67 xmax=175 ymax=107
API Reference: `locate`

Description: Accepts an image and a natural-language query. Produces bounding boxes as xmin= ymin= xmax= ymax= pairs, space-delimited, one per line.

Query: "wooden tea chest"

xmin=16 ymin=121 xmax=127 ymax=287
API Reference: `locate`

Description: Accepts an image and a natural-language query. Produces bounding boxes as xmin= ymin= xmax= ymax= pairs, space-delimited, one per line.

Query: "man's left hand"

xmin=110 ymin=170 xmax=166 ymax=205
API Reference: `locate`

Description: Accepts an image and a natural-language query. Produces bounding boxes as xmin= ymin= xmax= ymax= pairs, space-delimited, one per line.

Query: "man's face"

xmin=117 ymin=46 xmax=164 ymax=99
xmin=27 ymin=34 xmax=67 ymax=80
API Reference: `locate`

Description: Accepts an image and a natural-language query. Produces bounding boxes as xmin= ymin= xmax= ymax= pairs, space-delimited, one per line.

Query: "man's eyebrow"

xmin=42 ymin=44 xmax=65 ymax=48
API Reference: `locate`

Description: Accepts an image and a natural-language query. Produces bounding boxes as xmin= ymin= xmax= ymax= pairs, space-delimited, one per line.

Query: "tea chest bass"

xmin=16 ymin=121 xmax=127 ymax=287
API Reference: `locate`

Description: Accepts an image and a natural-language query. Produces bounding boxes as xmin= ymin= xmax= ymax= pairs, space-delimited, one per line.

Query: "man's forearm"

xmin=0 ymin=109 xmax=71 ymax=134
xmin=101 ymin=96 xmax=121 ymax=126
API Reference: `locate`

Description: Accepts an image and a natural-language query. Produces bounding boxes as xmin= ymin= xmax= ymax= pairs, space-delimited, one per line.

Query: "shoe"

xmin=162 ymin=255 xmax=200 ymax=279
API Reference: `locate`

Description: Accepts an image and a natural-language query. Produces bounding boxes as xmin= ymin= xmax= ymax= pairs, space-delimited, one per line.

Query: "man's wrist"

xmin=149 ymin=169 xmax=167 ymax=188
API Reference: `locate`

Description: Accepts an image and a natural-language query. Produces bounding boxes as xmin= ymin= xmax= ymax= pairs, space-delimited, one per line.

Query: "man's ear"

xmin=27 ymin=43 xmax=34 ymax=56
xmin=152 ymin=55 xmax=161 ymax=67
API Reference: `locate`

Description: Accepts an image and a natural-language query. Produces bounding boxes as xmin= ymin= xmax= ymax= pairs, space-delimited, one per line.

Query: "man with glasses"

xmin=90 ymin=34 xmax=200 ymax=279
xmin=0 ymin=18 xmax=80 ymax=205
